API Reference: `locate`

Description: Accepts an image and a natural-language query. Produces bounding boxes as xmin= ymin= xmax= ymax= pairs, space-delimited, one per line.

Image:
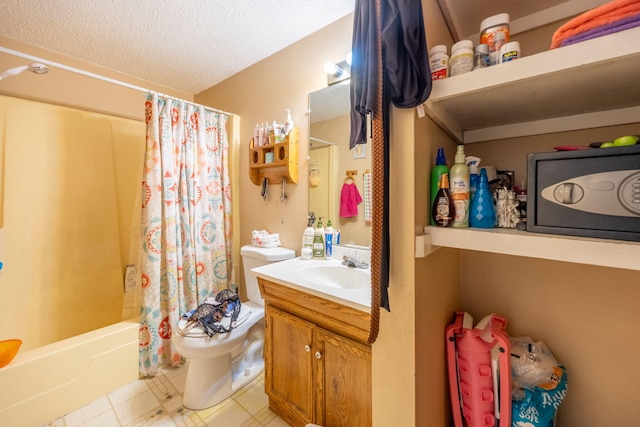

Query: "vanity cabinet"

xmin=258 ymin=277 xmax=372 ymax=427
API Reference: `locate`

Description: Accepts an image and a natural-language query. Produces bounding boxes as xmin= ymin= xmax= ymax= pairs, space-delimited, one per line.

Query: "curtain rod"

xmin=0 ymin=46 xmax=235 ymax=117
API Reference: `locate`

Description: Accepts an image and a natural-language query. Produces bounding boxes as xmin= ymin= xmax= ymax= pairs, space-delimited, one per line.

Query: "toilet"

xmin=172 ymin=245 xmax=295 ymax=410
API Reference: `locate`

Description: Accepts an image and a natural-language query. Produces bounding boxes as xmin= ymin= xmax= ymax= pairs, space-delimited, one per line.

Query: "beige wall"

xmin=196 ymin=15 xmax=353 ymax=255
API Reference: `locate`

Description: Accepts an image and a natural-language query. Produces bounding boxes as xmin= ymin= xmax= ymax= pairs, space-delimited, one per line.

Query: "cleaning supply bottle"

xmin=450 ymin=145 xmax=470 ymax=227
xmin=466 ymin=156 xmax=481 ymax=204
xmin=469 ymin=168 xmax=496 ymax=228
xmin=430 ymin=148 xmax=450 ymax=225
xmin=312 ymin=217 xmax=325 ymax=259
xmin=432 ymin=173 xmax=455 ymax=227
xmin=324 ymin=219 xmax=334 ymax=259
xmin=302 ymin=213 xmax=315 ymax=252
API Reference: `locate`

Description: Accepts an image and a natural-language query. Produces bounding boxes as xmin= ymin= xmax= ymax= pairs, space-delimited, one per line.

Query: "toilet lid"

xmin=176 ymin=303 xmax=252 ymax=338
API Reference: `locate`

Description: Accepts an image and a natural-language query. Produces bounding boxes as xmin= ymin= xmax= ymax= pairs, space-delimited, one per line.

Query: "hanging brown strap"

xmin=367 ymin=0 xmax=383 ymax=345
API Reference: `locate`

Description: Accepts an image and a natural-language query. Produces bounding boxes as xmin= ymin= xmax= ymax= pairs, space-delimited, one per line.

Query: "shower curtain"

xmin=139 ymin=93 xmax=233 ymax=376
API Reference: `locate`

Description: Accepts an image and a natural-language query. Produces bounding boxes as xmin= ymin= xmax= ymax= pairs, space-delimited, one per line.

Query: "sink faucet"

xmin=342 ymin=255 xmax=369 ymax=269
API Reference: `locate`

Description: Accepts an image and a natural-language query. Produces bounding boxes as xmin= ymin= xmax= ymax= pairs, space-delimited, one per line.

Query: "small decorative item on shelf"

xmin=495 ymin=187 xmax=520 ymax=228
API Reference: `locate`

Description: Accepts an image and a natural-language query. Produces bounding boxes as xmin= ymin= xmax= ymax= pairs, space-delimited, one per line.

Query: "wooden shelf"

xmin=419 ymin=226 xmax=640 ymax=271
xmin=424 ymin=27 xmax=640 ymax=143
xmin=249 ymin=127 xmax=299 ymax=185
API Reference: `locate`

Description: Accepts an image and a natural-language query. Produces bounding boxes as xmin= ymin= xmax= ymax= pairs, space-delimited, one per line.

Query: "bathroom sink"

xmin=292 ymin=263 xmax=370 ymax=290
xmin=251 ymin=255 xmax=371 ymax=310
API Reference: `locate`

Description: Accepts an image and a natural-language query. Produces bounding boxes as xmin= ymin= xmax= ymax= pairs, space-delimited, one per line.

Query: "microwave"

xmin=527 ymin=144 xmax=640 ymax=242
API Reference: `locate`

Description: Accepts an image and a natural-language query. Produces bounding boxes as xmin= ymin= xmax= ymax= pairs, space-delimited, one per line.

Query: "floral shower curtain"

xmin=138 ymin=93 xmax=233 ymax=376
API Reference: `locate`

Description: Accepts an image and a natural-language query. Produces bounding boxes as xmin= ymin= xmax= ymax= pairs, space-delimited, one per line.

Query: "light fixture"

xmin=0 ymin=62 xmax=49 ymax=81
xmin=324 ymin=58 xmax=350 ymax=86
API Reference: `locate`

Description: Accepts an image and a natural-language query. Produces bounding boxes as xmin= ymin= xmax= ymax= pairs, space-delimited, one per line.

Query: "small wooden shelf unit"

xmin=249 ymin=127 xmax=299 ymax=185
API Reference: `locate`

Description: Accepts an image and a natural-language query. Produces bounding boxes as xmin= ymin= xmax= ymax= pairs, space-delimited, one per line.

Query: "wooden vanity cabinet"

xmin=259 ymin=277 xmax=372 ymax=427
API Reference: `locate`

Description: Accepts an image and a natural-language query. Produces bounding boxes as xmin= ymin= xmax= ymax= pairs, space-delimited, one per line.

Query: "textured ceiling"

xmin=0 ymin=0 xmax=355 ymax=95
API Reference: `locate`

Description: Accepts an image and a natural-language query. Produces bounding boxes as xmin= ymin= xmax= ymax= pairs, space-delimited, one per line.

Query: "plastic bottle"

xmin=284 ymin=109 xmax=294 ymax=135
xmin=312 ymin=218 xmax=325 ymax=259
xmin=432 ymin=173 xmax=455 ymax=227
xmin=516 ymin=181 xmax=527 ymax=219
xmin=466 ymin=156 xmax=481 ymax=204
xmin=302 ymin=213 xmax=315 ymax=252
xmin=470 ymin=168 xmax=496 ymax=228
xmin=500 ymin=41 xmax=521 ymax=63
xmin=449 ymin=40 xmax=474 ymax=77
xmin=450 ymin=145 xmax=470 ymax=228
xmin=324 ymin=219 xmax=334 ymax=259
xmin=473 ymin=44 xmax=490 ymax=70
xmin=430 ymin=148 xmax=450 ymax=225
xmin=429 ymin=45 xmax=449 ymax=80
xmin=480 ymin=13 xmax=510 ymax=66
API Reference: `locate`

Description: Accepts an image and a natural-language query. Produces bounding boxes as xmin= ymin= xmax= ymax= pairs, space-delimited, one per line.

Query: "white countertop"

xmin=251 ymin=256 xmax=371 ymax=312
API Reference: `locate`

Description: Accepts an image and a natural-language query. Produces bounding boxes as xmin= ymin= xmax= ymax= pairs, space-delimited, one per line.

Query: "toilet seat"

xmin=176 ymin=303 xmax=253 ymax=338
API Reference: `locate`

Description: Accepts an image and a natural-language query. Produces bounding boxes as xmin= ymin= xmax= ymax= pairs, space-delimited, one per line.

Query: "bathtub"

xmin=0 ymin=320 xmax=139 ymax=427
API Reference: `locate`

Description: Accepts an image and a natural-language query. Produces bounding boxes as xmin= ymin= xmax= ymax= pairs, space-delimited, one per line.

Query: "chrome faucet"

xmin=342 ymin=255 xmax=369 ymax=269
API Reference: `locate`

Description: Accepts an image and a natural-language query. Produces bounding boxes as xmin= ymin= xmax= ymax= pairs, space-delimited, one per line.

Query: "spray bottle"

xmin=430 ymin=148 xmax=450 ymax=225
xmin=466 ymin=156 xmax=481 ymax=204
xmin=450 ymin=145 xmax=470 ymax=227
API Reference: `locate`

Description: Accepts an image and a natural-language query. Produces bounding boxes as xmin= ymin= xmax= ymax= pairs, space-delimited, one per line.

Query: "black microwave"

xmin=527 ymin=144 xmax=640 ymax=242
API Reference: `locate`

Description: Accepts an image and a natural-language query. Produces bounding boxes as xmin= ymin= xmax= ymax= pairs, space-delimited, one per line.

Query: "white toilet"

xmin=172 ymin=245 xmax=295 ymax=410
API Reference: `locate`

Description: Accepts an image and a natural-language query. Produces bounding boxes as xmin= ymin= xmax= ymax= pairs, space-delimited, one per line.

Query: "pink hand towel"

xmin=340 ymin=182 xmax=363 ymax=218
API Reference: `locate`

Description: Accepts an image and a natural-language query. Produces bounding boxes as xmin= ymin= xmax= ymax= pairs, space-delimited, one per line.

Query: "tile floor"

xmin=42 ymin=364 xmax=289 ymax=427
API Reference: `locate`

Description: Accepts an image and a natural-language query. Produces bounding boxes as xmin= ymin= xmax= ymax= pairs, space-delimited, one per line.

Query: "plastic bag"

xmin=510 ymin=337 xmax=568 ymax=427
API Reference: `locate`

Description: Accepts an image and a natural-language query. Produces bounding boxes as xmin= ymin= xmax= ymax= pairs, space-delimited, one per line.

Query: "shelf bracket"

xmin=415 ymin=232 xmax=440 ymax=258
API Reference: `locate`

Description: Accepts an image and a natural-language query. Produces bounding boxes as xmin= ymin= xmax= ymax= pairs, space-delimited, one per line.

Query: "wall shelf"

xmin=249 ymin=127 xmax=299 ymax=185
xmin=424 ymin=27 xmax=640 ymax=143
xmin=419 ymin=226 xmax=640 ymax=271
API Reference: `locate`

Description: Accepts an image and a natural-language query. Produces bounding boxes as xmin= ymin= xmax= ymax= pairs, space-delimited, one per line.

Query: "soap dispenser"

xmin=302 ymin=212 xmax=316 ymax=252
xmin=469 ymin=168 xmax=496 ymax=228
xmin=284 ymin=109 xmax=294 ymax=135
xmin=312 ymin=217 xmax=325 ymax=259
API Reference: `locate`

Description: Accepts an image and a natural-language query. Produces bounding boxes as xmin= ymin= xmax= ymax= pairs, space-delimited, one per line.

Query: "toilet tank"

xmin=240 ymin=245 xmax=295 ymax=305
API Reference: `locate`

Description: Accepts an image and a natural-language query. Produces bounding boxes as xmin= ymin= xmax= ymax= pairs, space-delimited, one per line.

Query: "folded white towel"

xmin=251 ymin=230 xmax=281 ymax=247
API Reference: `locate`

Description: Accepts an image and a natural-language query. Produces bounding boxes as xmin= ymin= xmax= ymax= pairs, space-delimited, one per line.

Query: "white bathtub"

xmin=0 ymin=320 xmax=139 ymax=427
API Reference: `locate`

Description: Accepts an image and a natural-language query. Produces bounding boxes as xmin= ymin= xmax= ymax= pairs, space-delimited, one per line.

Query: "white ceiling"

xmin=0 ymin=0 xmax=355 ymax=95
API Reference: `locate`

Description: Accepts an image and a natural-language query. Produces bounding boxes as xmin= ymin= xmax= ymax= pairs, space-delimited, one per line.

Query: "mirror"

xmin=308 ymin=81 xmax=371 ymax=247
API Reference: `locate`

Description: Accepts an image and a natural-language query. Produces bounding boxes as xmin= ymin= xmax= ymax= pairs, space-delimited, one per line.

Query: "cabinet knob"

xmin=315 ymin=351 xmax=322 ymax=359
xmin=305 ymin=345 xmax=311 ymax=352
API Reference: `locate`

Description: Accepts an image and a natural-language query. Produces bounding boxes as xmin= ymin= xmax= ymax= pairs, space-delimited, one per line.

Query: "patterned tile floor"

xmin=42 ymin=364 xmax=289 ymax=427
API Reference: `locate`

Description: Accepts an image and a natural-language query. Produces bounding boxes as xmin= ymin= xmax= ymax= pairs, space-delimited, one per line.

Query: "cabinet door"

xmin=265 ymin=305 xmax=315 ymax=425
xmin=315 ymin=327 xmax=372 ymax=427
